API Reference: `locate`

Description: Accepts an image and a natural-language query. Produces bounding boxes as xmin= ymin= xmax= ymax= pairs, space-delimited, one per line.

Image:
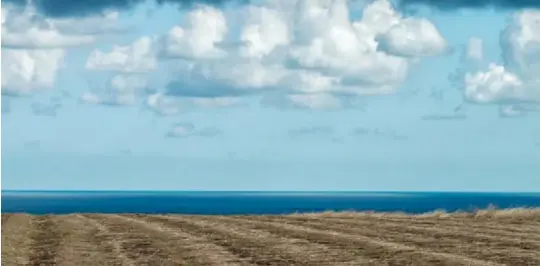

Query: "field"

xmin=2 ymin=208 xmax=539 ymax=266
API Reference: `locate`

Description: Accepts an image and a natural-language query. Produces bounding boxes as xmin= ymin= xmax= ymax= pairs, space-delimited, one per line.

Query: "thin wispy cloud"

xmin=165 ymin=122 xmax=223 ymax=138
xmin=31 ymin=101 xmax=62 ymax=117
xmin=287 ymin=126 xmax=334 ymax=138
xmin=350 ymin=127 xmax=409 ymax=141
xmin=421 ymin=114 xmax=468 ymax=121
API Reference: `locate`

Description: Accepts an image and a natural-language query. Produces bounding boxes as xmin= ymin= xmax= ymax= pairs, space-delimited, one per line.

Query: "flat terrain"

xmin=2 ymin=208 xmax=539 ymax=266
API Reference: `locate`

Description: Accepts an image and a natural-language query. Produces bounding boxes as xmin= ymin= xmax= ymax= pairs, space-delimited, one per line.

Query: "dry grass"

xmin=1 ymin=208 xmax=539 ymax=266
xmin=293 ymin=207 xmax=540 ymax=220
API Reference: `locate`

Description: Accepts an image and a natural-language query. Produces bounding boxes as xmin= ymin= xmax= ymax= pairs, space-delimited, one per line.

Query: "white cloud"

xmin=377 ymin=18 xmax=448 ymax=57
xmin=159 ymin=5 xmax=228 ymax=60
xmin=2 ymin=27 xmax=94 ymax=49
xmin=466 ymin=37 xmax=483 ymax=61
xmin=2 ymin=49 xmax=65 ymax=95
xmin=287 ymin=93 xmax=342 ymax=110
xmin=86 ymin=36 xmax=157 ymax=73
xmin=464 ymin=63 xmax=524 ymax=104
xmin=146 ymin=93 xmax=182 ymax=115
xmin=1 ymin=4 xmax=95 ymax=49
xmin=88 ymin=0 xmax=448 ymax=110
xmin=79 ymin=91 xmax=103 ymax=105
xmin=284 ymin=0 xmax=411 ymax=92
xmin=162 ymin=0 xmax=445 ymax=104
xmin=239 ymin=5 xmax=290 ymax=59
xmin=501 ymin=10 xmax=540 ymax=80
xmin=145 ymin=93 xmax=240 ymax=116
xmin=464 ymin=10 xmax=540 ymax=105
xmin=51 ymin=11 xmax=124 ymax=35
xmin=498 ymin=105 xmax=525 ymax=118
xmin=165 ymin=122 xmax=223 ymax=138
xmin=1 ymin=3 xmax=123 ymax=96
xmin=79 ymin=74 xmax=148 ymax=106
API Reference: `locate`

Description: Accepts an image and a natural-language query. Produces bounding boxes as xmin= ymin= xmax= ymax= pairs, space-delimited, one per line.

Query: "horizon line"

xmin=2 ymin=190 xmax=539 ymax=194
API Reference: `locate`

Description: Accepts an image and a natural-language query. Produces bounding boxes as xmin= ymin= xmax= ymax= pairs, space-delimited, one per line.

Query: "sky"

xmin=1 ymin=0 xmax=539 ymax=191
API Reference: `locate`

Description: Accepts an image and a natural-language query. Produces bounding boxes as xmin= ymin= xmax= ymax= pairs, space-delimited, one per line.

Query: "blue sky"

xmin=1 ymin=0 xmax=539 ymax=191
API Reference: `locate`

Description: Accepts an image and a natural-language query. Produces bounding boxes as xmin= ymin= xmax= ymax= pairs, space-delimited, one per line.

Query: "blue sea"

xmin=1 ymin=191 xmax=540 ymax=215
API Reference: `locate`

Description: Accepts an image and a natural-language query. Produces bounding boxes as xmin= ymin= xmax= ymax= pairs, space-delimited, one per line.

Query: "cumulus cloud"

xmin=3 ymin=0 xmax=246 ymax=18
xmin=464 ymin=63 xmax=525 ymax=104
xmin=142 ymin=0 xmax=447 ymax=110
xmin=398 ymin=0 xmax=540 ymax=10
xmin=84 ymin=36 xmax=157 ymax=106
xmin=463 ymin=10 xmax=540 ymax=106
xmin=165 ymin=122 xmax=223 ymax=138
xmin=1 ymin=3 xmax=123 ymax=96
xmin=376 ymin=18 xmax=448 ymax=57
xmin=2 ymin=49 xmax=65 ymax=95
xmin=78 ymin=75 xmax=150 ymax=106
xmin=2 ymin=3 xmax=123 ymax=49
xmin=1 ymin=4 xmax=95 ymax=49
xmin=158 ymin=5 xmax=228 ymax=60
xmin=51 ymin=11 xmax=126 ymax=35
xmin=86 ymin=37 xmax=157 ymax=73
xmin=77 ymin=0 xmax=447 ymax=112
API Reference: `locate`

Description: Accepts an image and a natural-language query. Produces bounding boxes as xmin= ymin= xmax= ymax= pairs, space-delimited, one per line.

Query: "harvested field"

xmin=1 ymin=208 xmax=539 ymax=266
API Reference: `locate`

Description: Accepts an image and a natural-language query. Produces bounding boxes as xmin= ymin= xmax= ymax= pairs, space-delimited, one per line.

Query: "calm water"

xmin=2 ymin=191 xmax=539 ymax=215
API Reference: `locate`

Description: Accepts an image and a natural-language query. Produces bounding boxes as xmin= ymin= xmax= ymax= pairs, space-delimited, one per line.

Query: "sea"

xmin=1 ymin=191 xmax=540 ymax=215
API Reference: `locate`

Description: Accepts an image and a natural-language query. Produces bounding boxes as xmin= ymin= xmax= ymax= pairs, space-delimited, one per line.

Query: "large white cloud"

xmin=174 ymin=0 xmax=445 ymax=109
xmin=376 ymin=18 xmax=448 ymax=57
xmin=1 ymin=3 xmax=122 ymax=96
xmin=2 ymin=4 xmax=107 ymax=49
xmin=78 ymin=74 xmax=150 ymax=106
xmin=464 ymin=10 xmax=540 ymax=105
xmin=51 ymin=11 xmax=125 ymax=35
xmin=84 ymin=0 xmax=448 ymax=112
xmin=464 ymin=63 xmax=524 ymax=104
xmin=83 ymin=36 xmax=158 ymax=105
xmin=2 ymin=49 xmax=65 ymax=95
xmin=159 ymin=5 xmax=228 ymax=60
xmin=86 ymin=36 xmax=157 ymax=73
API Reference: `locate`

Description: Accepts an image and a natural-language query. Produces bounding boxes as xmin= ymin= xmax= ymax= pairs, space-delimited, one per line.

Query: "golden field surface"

xmin=1 ymin=208 xmax=539 ymax=266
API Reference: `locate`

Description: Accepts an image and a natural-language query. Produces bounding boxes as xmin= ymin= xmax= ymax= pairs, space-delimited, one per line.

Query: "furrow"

xmin=137 ymin=214 xmax=373 ymax=266
xmin=115 ymin=214 xmax=251 ymax=266
xmin=27 ymin=215 xmax=63 ymax=266
xmin=1 ymin=214 xmax=33 ymax=266
xmin=83 ymin=214 xmax=177 ymax=266
xmin=211 ymin=216 xmax=497 ymax=266
xmin=53 ymin=214 xmax=129 ymax=266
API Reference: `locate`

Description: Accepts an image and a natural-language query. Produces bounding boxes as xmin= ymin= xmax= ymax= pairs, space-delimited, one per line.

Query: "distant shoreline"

xmin=3 ymin=207 xmax=540 ymax=219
